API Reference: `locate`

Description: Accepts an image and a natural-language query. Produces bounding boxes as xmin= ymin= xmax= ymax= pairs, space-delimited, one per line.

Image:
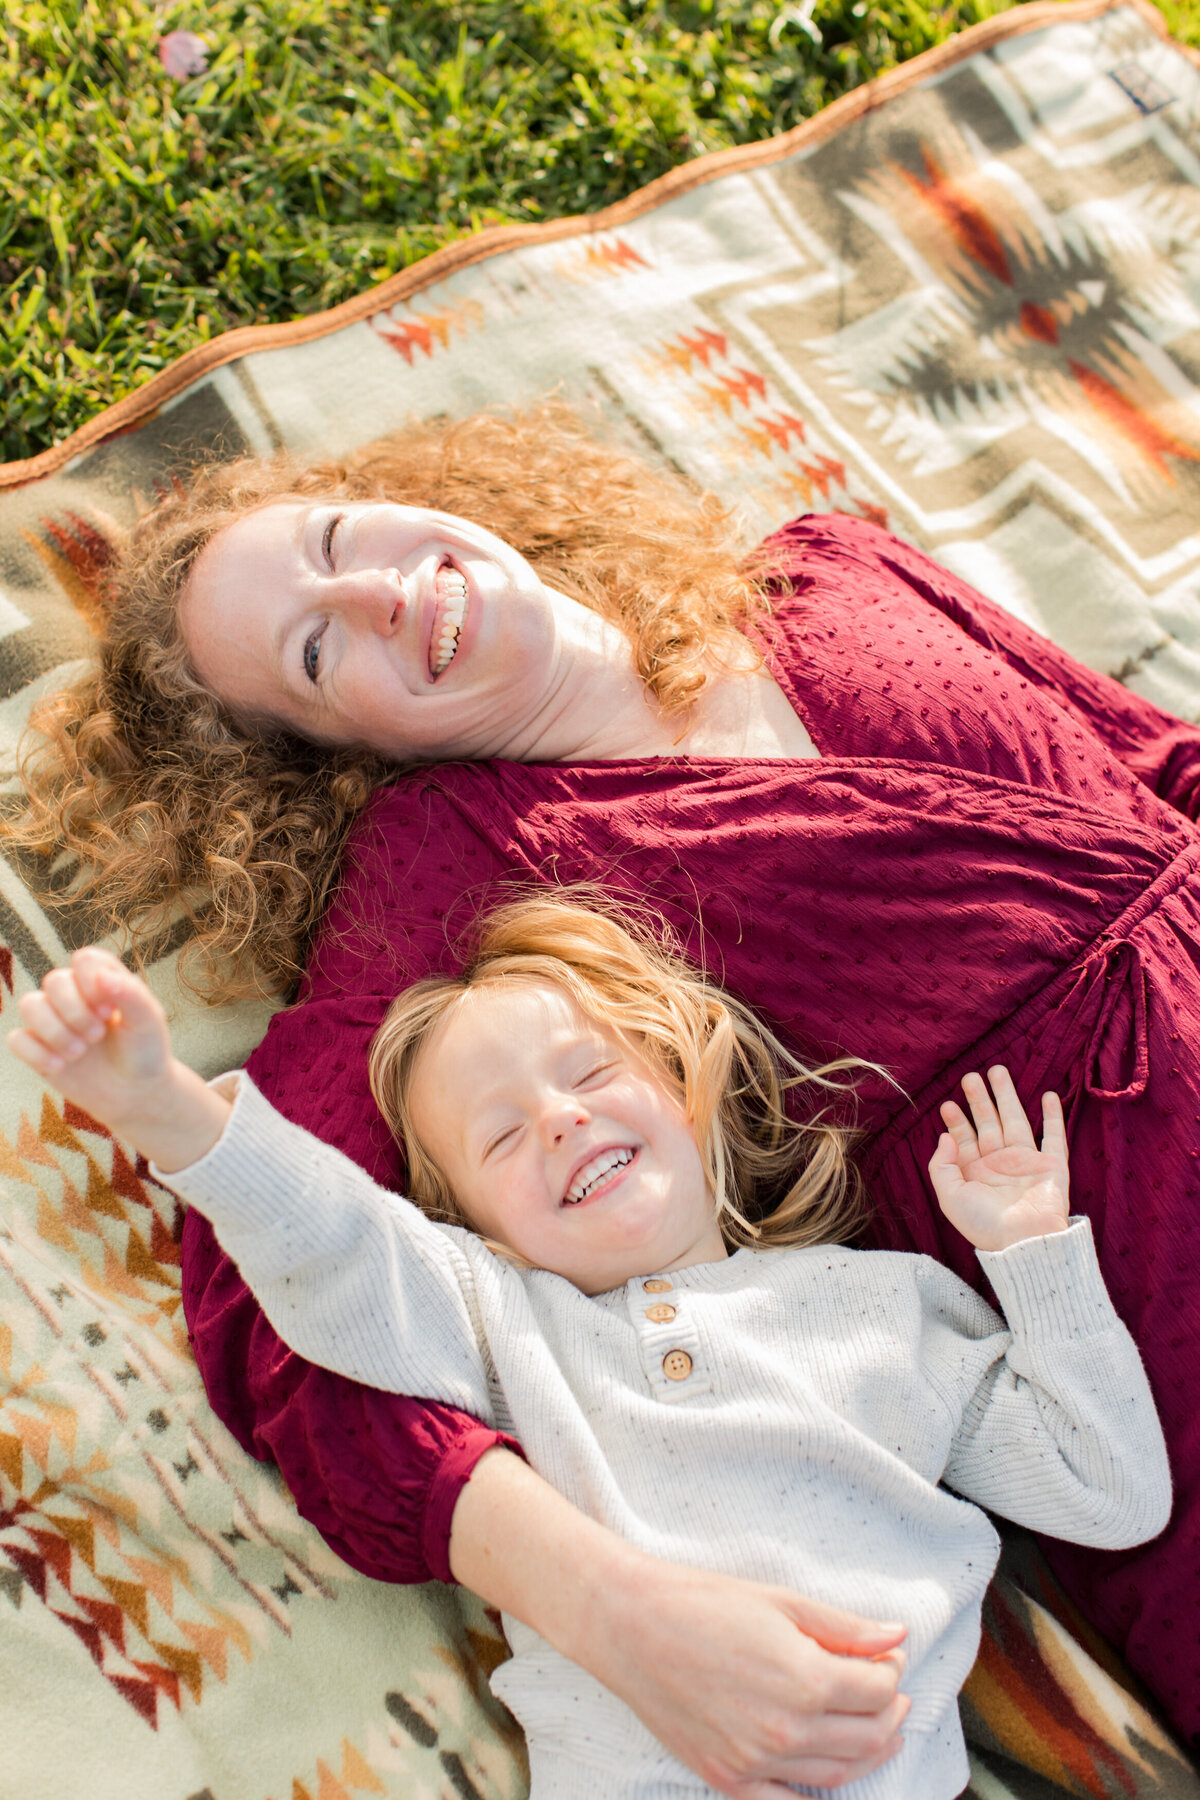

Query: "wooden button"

xmin=662 ymin=1349 xmax=693 ymax=1381
xmin=646 ymin=1303 xmax=677 ymax=1323
xmin=643 ymin=1278 xmax=671 ymax=1294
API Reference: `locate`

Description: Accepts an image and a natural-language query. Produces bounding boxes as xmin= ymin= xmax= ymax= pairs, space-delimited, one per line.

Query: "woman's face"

xmin=181 ymin=499 xmax=569 ymax=760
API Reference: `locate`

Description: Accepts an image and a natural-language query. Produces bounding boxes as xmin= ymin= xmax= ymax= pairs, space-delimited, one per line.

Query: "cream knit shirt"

xmin=168 ymin=1077 xmax=1170 ymax=1800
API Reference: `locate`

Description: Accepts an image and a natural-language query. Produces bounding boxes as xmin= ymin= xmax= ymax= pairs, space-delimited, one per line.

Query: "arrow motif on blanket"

xmin=22 ymin=511 xmax=119 ymax=623
xmin=0 ymin=1091 xmax=360 ymax=1728
xmin=553 ymin=237 xmax=652 ymax=282
xmin=369 ymin=299 xmax=485 ymax=364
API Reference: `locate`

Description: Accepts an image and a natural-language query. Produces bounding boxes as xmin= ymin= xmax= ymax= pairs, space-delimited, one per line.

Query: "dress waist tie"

xmin=1078 ymin=937 xmax=1149 ymax=1103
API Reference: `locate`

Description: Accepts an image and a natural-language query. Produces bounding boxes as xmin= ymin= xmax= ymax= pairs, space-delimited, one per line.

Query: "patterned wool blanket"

xmin=2 ymin=1 xmax=1199 ymax=1793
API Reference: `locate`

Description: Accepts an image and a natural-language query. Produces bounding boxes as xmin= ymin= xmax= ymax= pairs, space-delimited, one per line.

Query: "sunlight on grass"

xmin=4 ymin=0 xmax=1186 ymax=463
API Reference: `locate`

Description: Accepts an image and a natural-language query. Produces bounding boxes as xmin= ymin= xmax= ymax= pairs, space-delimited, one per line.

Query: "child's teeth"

xmin=565 ymin=1147 xmax=633 ymax=1204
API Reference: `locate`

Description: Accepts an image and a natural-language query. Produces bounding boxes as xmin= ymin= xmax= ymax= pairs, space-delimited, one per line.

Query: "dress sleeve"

xmin=794 ymin=513 xmax=1200 ymax=820
xmin=925 ymin=1221 xmax=1171 ymax=1549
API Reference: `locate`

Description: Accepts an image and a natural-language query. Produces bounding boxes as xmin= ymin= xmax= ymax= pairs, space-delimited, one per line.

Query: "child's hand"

xmin=929 ymin=1065 xmax=1069 ymax=1252
xmin=7 ymin=947 xmax=231 ymax=1173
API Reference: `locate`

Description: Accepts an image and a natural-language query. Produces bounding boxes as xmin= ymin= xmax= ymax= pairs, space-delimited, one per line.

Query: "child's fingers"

xmin=929 ymin=1131 xmax=961 ymax=1172
xmin=954 ymin=1069 xmax=1038 ymax=1159
xmin=984 ymin=1065 xmax=1036 ymax=1148
xmin=69 ymin=946 xmax=129 ymax=1016
xmin=960 ymin=1070 xmax=1006 ymax=1154
xmin=68 ymin=949 xmax=167 ymax=1045
xmin=80 ymin=962 xmax=167 ymax=1038
xmin=40 ymin=967 xmax=108 ymax=1044
xmin=939 ymin=1098 xmax=980 ymax=1159
xmin=928 ymin=1132 xmax=965 ymax=1204
xmin=1039 ymin=1091 xmax=1068 ymax=1164
xmin=7 ymin=1025 xmax=67 ymax=1077
xmin=17 ymin=988 xmax=96 ymax=1060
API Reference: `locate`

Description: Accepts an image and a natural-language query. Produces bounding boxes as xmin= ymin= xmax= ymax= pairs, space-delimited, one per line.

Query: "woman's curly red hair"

xmin=5 ymin=404 xmax=768 ymax=1001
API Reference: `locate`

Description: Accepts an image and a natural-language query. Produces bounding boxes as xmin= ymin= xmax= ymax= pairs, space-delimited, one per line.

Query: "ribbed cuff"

xmin=151 ymin=1068 xmax=254 ymax=1191
xmin=154 ymin=1071 xmax=321 ymax=1244
xmin=976 ymin=1218 xmax=1115 ymax=1342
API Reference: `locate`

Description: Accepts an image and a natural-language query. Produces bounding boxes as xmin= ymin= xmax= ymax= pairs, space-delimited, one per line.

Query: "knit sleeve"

xmin=924 ymin=1220 xmax=1171 ymax=1549
xmin=168 ymin=1074 xmax=497 ymax=1421
xmin=784 ymin=513 xmax=1200 ymax=820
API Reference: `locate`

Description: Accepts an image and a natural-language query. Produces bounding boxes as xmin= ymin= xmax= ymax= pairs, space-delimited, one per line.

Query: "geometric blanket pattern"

xmin=1 ymin=1 xmax=1199 ymax=1793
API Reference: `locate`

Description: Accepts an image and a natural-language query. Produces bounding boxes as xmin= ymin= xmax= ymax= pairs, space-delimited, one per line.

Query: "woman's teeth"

xmin=432 ymin=567 xmax=468 ymax=676
xmin=564 ymin=1147 xmax=634 ymax=1205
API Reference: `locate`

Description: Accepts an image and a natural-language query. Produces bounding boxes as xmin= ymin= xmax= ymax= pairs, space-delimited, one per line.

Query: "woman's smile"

xmin=429 ymin=561 xmax=470 ymax=679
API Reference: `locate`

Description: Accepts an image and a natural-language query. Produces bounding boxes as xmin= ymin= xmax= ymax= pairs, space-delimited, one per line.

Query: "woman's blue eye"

xmin=322 ymin=513 xmax=342 ymax=567
xmin=303 ymin=626 xmax=324 ymax=685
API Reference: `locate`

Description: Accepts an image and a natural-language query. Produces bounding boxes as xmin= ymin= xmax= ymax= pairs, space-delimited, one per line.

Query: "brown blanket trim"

xmin=2 ymin=0 xmax=1191 ymax=492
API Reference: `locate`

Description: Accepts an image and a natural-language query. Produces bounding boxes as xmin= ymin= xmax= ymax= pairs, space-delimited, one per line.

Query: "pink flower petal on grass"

xmin=158 ymin=30 xmax=209 ymax=80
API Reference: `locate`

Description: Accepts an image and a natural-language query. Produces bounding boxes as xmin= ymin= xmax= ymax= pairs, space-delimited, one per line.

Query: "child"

xmin=8 ymin=899 xmax=1169 ymax=1800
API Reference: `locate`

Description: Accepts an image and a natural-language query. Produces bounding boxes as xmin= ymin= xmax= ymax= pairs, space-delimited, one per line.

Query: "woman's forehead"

xmin=195 ymin=498 xmax=308 ymax=579
xmin=183 ymin=501 xmax=306 ymax=632
xmin=177 ymin=502 xmax=312 ymax=712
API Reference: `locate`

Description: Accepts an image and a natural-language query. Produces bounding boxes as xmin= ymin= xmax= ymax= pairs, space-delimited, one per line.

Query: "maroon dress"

xmin=183 ymin=515 xmax=1200 ymax=1740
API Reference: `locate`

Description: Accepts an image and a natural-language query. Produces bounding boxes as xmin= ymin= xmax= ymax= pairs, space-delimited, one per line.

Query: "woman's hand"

xmin=581 ymin=1553 xmax=909 ymax=1795
xmin=6 ymin=947 xmax=230 ymax=1172
xmin=450 ymin=1448 xmax=908 ymax=1795
xmin=930 ymin=1065 xmax=1069 ymax=1251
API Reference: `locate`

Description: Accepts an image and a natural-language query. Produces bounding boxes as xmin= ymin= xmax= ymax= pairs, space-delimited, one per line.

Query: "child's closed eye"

xmin=574 ymin=1061 xmax=618 ymax=1089
xmin=483 ymin=1124 xmax=522 ymax=1161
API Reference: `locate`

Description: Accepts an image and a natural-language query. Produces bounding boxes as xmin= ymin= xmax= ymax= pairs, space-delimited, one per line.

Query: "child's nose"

xmin=539 ymin=1094 xmax=589 ymax=1146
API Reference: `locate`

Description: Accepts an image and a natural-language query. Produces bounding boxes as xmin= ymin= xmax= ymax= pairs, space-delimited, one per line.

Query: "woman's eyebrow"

xmin=293 ymin=505 xmax=318 ymax=571
xmin=244 ymin=511 xmax=315 ymax=721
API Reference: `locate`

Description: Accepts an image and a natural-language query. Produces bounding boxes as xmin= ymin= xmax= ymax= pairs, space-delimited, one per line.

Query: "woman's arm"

xmin=786 ymin=514 xmax=1200 ymax=819
xmin=451 ymin=1448 xmax=909 ymax=1797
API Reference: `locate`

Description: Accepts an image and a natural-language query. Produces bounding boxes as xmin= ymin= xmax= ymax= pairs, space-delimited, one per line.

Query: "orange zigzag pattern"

xmin=647 ymin=329 xmax=886 ymax=530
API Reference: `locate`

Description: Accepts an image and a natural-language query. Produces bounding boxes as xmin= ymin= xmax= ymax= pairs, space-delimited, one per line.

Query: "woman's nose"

xmin=329 ymin=569 xmax=405 ymax=632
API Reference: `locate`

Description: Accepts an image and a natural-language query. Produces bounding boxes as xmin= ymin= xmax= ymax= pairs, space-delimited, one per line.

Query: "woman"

xmin=11 ymin=405 xmax=1200 ymax=1763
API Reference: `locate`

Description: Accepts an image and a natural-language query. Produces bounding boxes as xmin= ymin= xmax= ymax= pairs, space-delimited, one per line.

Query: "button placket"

xmin=626 ymin=1277 xmax=711 ymax=1401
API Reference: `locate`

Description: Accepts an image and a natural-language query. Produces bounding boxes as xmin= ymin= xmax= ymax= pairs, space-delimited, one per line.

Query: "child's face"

xmin=406 ymin=980 xmax=728 ymax=1294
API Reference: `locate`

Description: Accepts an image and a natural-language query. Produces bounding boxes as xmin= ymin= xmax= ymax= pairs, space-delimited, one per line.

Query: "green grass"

xmin=4 ymin=0 xmax=1197 ymax=466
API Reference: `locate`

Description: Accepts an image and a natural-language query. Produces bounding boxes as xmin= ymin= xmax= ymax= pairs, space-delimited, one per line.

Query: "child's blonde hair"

xmin=369 ymin=895 xmax=875 ymax=1254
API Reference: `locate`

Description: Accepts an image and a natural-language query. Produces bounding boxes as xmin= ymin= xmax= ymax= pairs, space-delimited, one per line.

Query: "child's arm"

xmin=7 ymin=947 xmax=231 ymax=1169
xmin=924 ymin=1067 xmax=1170 ymax=1547
xmin=8 ymin=950 xmax=494 ymax=1419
